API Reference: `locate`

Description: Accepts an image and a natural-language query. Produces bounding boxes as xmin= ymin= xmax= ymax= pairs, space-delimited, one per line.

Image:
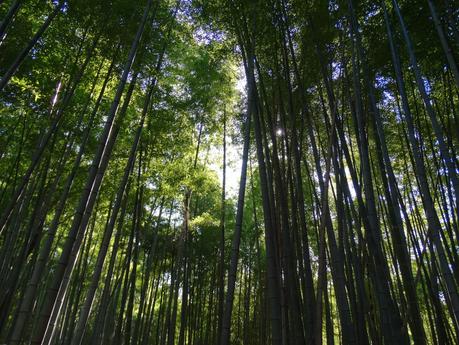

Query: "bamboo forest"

xmin=1 ymin=0 xmax=459 ymax=344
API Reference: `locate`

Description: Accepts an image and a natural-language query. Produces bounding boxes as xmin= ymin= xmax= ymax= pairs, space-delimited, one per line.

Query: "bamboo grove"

xmin=0 ymin=0 xmax=458 ymax=344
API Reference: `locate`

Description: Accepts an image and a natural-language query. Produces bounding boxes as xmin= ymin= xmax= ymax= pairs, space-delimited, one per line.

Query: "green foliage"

xmin=0 ymin=0 xmax=458 ymax=344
